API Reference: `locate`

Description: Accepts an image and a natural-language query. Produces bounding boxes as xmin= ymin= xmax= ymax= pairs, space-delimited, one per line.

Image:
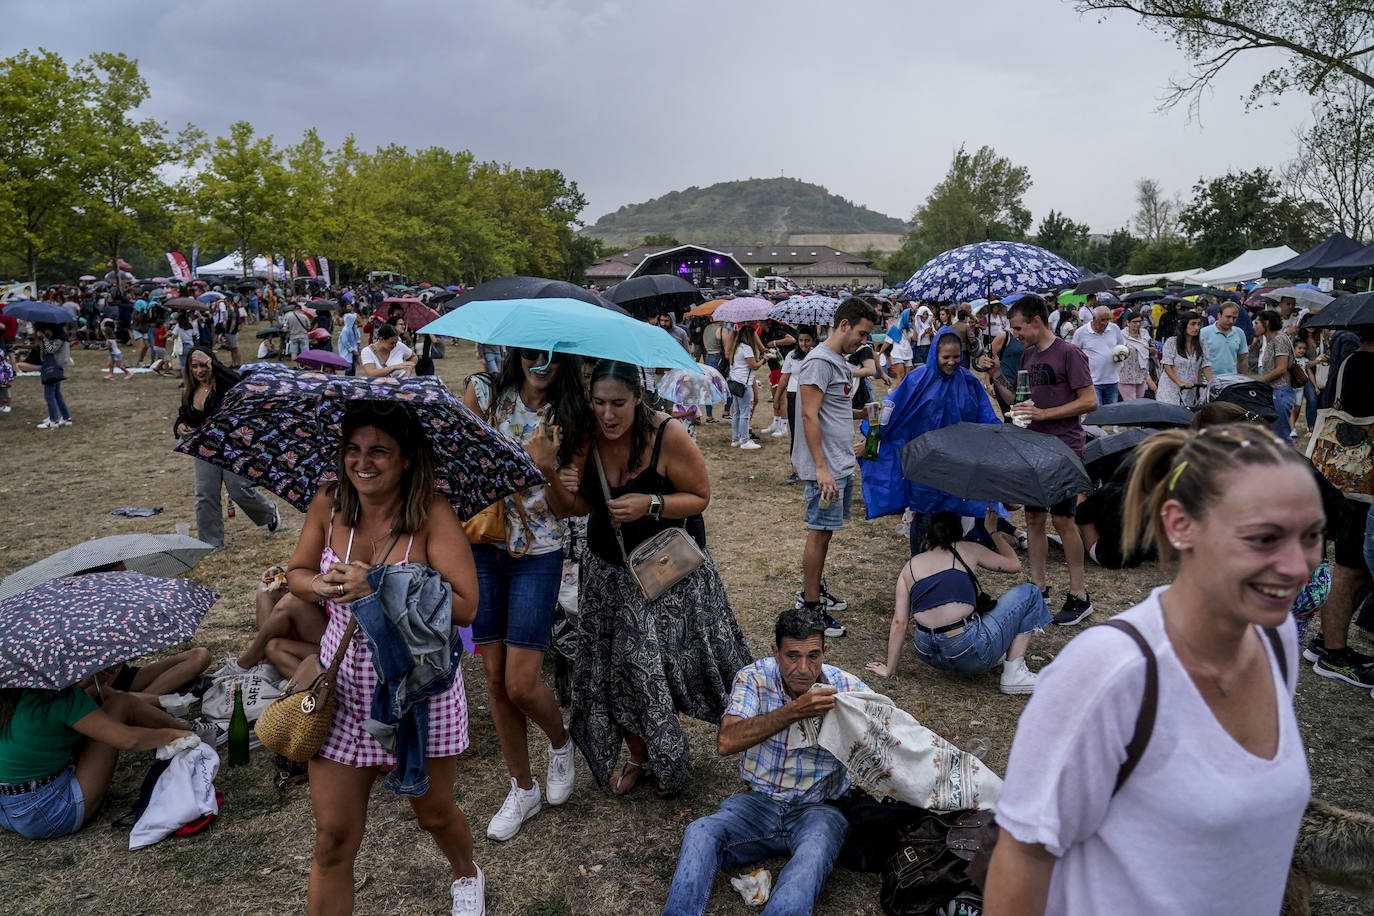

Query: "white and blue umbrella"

xmin=766 ymin=295 xmax=843 ymax=327
xmin=903 ymin=241 xmax=1082 ymax=303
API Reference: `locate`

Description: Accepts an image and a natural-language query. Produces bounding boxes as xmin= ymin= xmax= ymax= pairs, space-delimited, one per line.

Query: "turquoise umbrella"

xmin=417 ymin=297 xmax=702 ymax=372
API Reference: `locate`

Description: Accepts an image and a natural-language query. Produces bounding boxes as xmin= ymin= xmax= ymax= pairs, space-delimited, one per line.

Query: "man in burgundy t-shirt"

xmin=993 ymin=294 xmax=1098 ymax=628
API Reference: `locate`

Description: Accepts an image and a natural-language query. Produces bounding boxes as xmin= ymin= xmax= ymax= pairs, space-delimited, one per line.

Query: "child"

xmin=148 ymin=322 xmax=175 ymax=376
xmin=101 ymin=319 xmax=133 ymax=381
xmin=1290 ymin=339 xmax=1311 ymax=436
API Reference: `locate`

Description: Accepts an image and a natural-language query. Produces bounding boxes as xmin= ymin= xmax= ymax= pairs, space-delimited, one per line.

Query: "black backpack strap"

xmin=1262 ymin=626 xmax=1288 ymax=688
xmin=1099 ymin=620 xmax=1158 ymax=797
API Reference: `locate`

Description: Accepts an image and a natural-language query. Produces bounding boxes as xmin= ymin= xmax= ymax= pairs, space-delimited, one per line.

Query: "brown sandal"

xmin=610 ymin=759 xmax=646 ymax=796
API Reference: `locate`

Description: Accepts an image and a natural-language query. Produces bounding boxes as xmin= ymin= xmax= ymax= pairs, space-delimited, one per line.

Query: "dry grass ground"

xmin=0 ymin=339 xmax=1370 ymax=915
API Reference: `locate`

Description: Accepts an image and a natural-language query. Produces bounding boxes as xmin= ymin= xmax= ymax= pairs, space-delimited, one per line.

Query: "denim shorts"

xmin=911 ymin=583 xmax=1050 ymax=675
xmin=0 ymin=765 xmax=85 ymax=840
xmin=471 ymin=545 xmax=564 ymax=651
xmin=804 ymin=474 xmax=854 ymax=530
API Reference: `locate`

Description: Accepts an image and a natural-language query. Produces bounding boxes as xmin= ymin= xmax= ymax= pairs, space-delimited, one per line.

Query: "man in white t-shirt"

xmin=1071 ymin=306 xmax=1127 ymax=404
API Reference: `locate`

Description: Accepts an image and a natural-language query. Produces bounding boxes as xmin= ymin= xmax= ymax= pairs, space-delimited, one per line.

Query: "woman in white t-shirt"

xmin=773 ymin=325 xmax=816 ymax=481
xmin=985 ymin=423 xmax=1318 ymax=916
xmin=358 ymin=324 xmax=417 ymax=378
xmin=725 ymin=323 xmax=764 ymax=449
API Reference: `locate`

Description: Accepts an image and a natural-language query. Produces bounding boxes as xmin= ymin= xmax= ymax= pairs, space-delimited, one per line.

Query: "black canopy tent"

xmin=1263 ymin=232 xmax=1365 ymax=279
xmin=1320 ymin=242 xmax=1374 ymax=279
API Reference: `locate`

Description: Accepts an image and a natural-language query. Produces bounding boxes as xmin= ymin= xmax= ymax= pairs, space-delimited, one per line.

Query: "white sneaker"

xmin=739 ymin=440 xmax=762 ymax=450
xmin=212 ymin=657 xmax=250 ymax=679
xmin=730 ymin=439 xmax=741 ymax=447
xmin=58 ymin=418 xmax=72 ymax=427
xmin=0 ymin=405 xmax=10 ymax=413
xmin=486 ymin=777 xmax=541 ymax=841
xmin=451 ymin=866 xmax=485 ymax=916
xmin=999 ymin=657 xmax=1038 ymax=695
xmin=771 ymin=420 xmax=789 ymax=437
xmin=546 ymin=736 xmax=575 ymax=806
xmin=36 ymin=419 xmax=58 ymax=429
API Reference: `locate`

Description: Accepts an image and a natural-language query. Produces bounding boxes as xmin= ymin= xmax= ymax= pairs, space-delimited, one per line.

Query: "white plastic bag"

xmin=200 ymin=670 xmax=282 ymax=722
xmin=129 ymin=741 xmax=220 ymax=849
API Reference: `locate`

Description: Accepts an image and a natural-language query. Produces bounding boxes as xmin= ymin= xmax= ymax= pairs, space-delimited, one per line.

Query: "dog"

xmin=1284 ymin=799 xmax=1374 ymax=915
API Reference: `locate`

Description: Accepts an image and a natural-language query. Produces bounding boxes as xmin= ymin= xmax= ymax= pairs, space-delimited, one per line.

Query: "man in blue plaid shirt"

xmin=663 ymin=608 xmax=868 ymax=915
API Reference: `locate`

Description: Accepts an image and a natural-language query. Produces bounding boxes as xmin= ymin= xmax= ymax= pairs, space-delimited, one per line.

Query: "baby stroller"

xmin=1209 ymin=373 xmax=1277 ymax=421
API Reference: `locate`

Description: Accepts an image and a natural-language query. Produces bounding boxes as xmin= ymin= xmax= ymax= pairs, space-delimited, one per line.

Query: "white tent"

xmin=1183 ymin=246 xmax=1298 ymax=287
xmin=196 ymin=253 xmax=279 ymax=279
xmin=1115 ymin=269 xmax=1205 ymax=287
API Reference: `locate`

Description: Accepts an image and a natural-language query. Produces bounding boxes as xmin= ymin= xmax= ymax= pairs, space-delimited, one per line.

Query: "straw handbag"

xmin=254 ymin=618 xmax=355 ymax=762
xmin=461 ymin=383 xmax=533 ymax=557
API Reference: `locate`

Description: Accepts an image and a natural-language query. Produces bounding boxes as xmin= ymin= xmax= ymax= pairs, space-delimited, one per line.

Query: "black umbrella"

xmin=1085 ymin=400 xmax=1193 ymax=428
xmin=1122 ymin=288 xmax=1166 ymax=303
xmin=1073 ymin=274 xmax=1120 ymax=295
xmin=256 ymin=326 xmax=285 ymax=339
xmin=452 ymin=276 xmax=630 ymax=316
xmin=1303 ymin=291 xmax=1374 ymax=329
xmin=308 ymin=298 xmax=341 ymax=311
xmin=1081 ymin=428 xmax=1151 ymax=484
xmin=900 ymin=422 xmax=1091 ymax=508
xmin=603 ymin=274 xmax=701 ymax=303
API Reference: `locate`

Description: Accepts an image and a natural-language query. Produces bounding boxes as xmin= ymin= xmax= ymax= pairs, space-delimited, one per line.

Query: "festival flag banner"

xmin=318 ymin=256 xmax=331 ymax=285
xmin=166 ymin=252 xmax=193 ymax=282
xmin=304 ymin=258 xmax=318 ymax=279
xmin=191 ymin=243 xmax=199 ymax=278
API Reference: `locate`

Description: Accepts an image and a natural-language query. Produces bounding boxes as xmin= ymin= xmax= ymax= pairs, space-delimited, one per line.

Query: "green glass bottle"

xmin=1013 ymin=369 xmax=1032 ymax=405
xmin=862 ymin=419 xmax=882 ymax=461
xmin=227 ymin=677 xmax=250 ymax=767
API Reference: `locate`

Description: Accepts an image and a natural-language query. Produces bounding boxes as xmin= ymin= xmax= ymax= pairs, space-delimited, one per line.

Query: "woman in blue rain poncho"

xmin=860 ymin=326 xmax=1003 ymax=555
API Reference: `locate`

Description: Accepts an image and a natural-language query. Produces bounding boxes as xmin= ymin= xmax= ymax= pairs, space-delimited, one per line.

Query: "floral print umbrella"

xmin=902 ymin=241 xmax=1083 ymax=303
xmin=0 ymin=572 xmax=218 ymax=689
xmin=174 ymin=363 xmax=544 ymax=520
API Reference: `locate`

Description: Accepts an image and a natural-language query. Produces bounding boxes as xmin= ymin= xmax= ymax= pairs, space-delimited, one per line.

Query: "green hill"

xmin=583 ymin=177 xmax=907 ymax=246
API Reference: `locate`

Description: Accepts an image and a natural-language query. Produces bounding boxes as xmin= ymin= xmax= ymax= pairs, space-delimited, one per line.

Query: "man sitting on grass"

xmin=662 ymin=608 xmax=869 ymax=915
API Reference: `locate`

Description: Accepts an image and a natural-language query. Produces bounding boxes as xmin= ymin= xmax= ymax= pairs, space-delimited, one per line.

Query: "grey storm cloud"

xmin=7 ymin=0 xmax=1312 ymax=235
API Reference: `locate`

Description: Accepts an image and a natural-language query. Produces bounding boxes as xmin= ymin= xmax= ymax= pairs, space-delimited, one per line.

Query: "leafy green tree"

xmin=641 ymin=233 xmax=680 ymax=246
xmin=1179 ymin=167 xmax=1326 ymax=266
xmin=0 ymin=49 xmax=90 ymax=283
xmin=279 ymin=128 xmax=332 ymax=269
xmin=1081 ymin=228 xmax=1143 ymax=275
xmin=1125 ymin=237 xmax=1199 ymax=275
xmin=1073 ymin=0 xmax=1374 ymax=112
xmin=195 ymin=122 xmax=285 ymax=278
xmin=909 ymin=144 xmax=1032 ymax=254
xmin=1033 ymin=210 xmax=1091 ymax=261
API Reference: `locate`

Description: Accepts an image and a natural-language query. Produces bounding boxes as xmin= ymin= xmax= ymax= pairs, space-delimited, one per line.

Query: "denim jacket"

xmin=352 ymin=562 xmax=459 ymax=797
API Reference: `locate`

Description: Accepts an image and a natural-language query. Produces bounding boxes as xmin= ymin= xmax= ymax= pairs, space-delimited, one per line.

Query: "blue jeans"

xmin=731 ymin=381 xmax=754 ymax=443
xmin=1094 ymin=383 xmax=1120 ymax=405
xmin=705 ymin=353 xmax=726 ymax=417
xmin=663 ymin=791 xmax=849 ymax=916
xmin=471 ymin=545 xmax=564 ymax=651
xmin=0 ymin=766 xmax=85 ymax=839
xmin=911 ymin=583 xmax=1050 ymax=675
xmin=42 ymin=381 xmax=69 ymax=422
xmin=1271 ymin=385 xmax=1296 ymax=439
xmin=482 ymin=352 xmax=501 ymax=374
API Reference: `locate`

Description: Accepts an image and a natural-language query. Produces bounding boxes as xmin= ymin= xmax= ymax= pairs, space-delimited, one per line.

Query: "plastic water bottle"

xmin=227 ymin=678 xmax=250 ymax=767
xmin=966 ymin=736 xmax=990 ymax=760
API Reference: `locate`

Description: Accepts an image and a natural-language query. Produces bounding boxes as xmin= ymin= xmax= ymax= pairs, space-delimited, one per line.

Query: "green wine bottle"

xmin=227 ymin=677 xmax=250 ymax=767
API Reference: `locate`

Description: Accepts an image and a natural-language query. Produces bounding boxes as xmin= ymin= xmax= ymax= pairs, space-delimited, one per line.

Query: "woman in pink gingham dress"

xmin=286 ymin=403 xmax=485 ymax=916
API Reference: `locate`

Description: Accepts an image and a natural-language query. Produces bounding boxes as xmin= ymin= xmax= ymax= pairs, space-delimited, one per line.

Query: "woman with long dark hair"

xmin=1156 ymin=310 xmax=1211 ymax=408
xmin=286 ymin=402 xmax=483 ymax=914
xmin=15 ymin=323 xmax=71 ymax=429
xmin=564 ymin=360 xmax=750 ymax=798
xmin=461 ymin=348 xmax=593 ymax=841
xmin=174 ymin=346 xmax=281 ymax=549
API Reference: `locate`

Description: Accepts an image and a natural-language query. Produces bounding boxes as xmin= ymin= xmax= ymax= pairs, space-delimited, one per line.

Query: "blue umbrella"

xmin=903 ymin=241 xmax=1082 ymax=303
xmin=418 ymin=298 xmax=702 ymax=372
xmin=0 ymin=572 xmax=218 ymax=689
xmin=2 ymin=300 xmax=70 ymax=324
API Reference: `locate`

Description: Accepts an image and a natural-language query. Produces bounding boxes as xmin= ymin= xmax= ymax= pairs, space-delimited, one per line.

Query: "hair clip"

xmin=1167 ymin=460 xmax=1188 ymax=491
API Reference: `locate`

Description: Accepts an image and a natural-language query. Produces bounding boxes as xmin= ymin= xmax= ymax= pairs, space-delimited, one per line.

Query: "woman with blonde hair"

xmin=985 ymin=422 xmax=1318 ymax=915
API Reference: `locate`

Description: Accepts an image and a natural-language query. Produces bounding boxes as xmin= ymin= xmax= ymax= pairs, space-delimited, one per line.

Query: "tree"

xmin=1179 ymin=167 xmax=1325 ymax=265
xmin=1081 ymin=228 xmax=1144 ymax=275
xmin=194 ymin=122 xmax=285 ymax=276
xmin=1283 ymin=74 xmax=1374 ymax=241
xmin=0 ymin=49 xmax=91 ymax=283
xmin=278 ymin=128 xmax=333 ymax=271
xmin=908 ymin=144 xmax=1032 ymax=256
xmin=76 ymin=53 xmax=197 ymax=291
xmin=641 ymin=233 xmax=680 ymax=247
xmin=1125 ymin=237 xmax=1198 ymax=275
xmin=1133 ymin=178 xmax=1181 ymax=244
xmin=1033 ymin=210 xmax=1091 ymax=261
xmin=1073 ymin=1 xmax=1374 ymax=113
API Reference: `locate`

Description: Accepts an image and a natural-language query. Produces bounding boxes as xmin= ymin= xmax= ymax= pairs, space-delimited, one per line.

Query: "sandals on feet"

xmin=610 ymin=759 xmax=646 ymax=796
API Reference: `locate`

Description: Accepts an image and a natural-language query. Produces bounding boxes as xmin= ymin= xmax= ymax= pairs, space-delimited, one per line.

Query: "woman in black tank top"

xmin=564 ymin=360 xmax=751 ymax=798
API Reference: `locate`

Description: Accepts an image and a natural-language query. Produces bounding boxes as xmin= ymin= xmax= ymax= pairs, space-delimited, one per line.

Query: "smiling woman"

xmin=984 ymin=423 xmax=1322 ymax=916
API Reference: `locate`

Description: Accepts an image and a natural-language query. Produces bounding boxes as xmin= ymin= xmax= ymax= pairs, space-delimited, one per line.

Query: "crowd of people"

xmin=2 ymin=269 xmax=1373 ymax=916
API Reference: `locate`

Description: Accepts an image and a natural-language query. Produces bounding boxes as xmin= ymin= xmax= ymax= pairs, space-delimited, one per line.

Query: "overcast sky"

xmin=7 ymin=0 xmax=1314 ymax=236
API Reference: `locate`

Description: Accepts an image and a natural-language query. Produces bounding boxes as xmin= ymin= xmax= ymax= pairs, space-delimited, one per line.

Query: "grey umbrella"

xmin=900 ymin=423 xmax=1091 ymax=508
xmin=1085 ymin=400 xmax=1194 ymax=428
xmin=1083 ymin=428 xmax=1151 ymax=467
xmin=0 ymin=534 xmax=217 ymax=602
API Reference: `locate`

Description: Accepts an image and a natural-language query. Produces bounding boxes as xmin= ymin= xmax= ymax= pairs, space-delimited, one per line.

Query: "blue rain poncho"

xmin=861 ymin=326 xmax=1003 ymax=519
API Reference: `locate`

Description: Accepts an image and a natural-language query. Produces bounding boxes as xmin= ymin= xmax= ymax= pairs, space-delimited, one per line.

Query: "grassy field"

xmin=0 ymin=339 xmax=1370 ymax=915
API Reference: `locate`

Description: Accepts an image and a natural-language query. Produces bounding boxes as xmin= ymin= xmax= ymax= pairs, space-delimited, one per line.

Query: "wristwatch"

xmin=646 ymin=494 xmax=664 ymax=521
